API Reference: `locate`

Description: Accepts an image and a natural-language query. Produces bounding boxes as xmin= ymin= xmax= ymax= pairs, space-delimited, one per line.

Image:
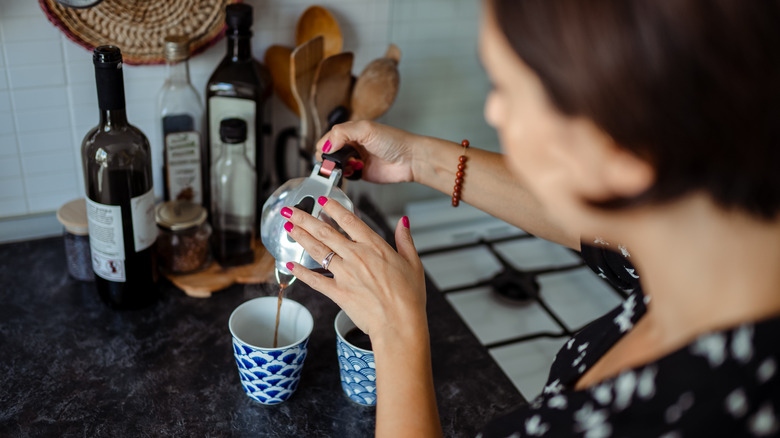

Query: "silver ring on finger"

xmin=321 ymin=251 xmax=336 ymax=270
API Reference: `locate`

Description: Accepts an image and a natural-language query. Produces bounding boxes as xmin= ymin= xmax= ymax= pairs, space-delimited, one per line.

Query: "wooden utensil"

xmin=311 ymin=52 xmax=354 ymax=137
xmin=349 ymin=44 xmax=401 ymax=122
xmin=164 ymin=240 xmax=276 ymax=298
xmin=291 ymin=36 xmax=324 ymax=159
xmin=264 ymin=45 xmax=298 ymax=115
xmin=295 ymin=5 xmax=343 ymax=58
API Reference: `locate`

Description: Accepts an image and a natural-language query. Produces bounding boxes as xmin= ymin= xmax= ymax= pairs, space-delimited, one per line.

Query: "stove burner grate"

xmin=418 ymin=233 xmax=629 ymax=350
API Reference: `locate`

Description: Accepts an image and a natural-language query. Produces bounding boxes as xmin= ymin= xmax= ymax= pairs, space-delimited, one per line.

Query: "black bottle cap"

xmin=220 ymin=118 xmax=247 ymax=144
xmin=93 ymin=45 xmax=123 ymax=67
xmin=226 ymin=3 xmax=252 ymax=31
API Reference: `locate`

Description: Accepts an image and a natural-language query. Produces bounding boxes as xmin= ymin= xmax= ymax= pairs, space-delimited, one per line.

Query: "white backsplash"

xmin=0 ymin=0 xmax=499 ymax=241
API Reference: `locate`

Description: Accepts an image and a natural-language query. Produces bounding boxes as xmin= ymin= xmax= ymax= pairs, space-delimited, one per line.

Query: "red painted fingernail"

xmin=323 ymin=140 xmax=332 ymax=153
xmin=286 ymin=262 xmax=294 ymax=271
xmin=284 ymin=222 xmax=294 ymax=232
xmin=318 ymin=196 xmax=328 ymax=206
xmin=281 ymin=207 xmax=293 ymax=218
xmin=351 ymin=160 xmax=364 ymax=171
xmin=402 ymin=216 xmax=410 ymax=229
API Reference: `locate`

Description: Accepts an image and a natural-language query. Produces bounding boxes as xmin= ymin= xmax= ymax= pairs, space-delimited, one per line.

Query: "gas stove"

xmin=404 ymin=199 xmax=629 ymax=400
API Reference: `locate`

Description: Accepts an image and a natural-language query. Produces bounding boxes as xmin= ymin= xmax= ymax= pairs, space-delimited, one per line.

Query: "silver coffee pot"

xmin=260 ymin=147 xmax=362 ymax=285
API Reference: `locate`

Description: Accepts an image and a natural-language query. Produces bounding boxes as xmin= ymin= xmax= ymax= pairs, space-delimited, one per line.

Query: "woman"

xmin=281 ymin=0 xmax=780 ymax=436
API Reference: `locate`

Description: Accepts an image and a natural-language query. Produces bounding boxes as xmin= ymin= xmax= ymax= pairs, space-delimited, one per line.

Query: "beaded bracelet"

xmin=452 ymin=139 xmax=469 ymax=207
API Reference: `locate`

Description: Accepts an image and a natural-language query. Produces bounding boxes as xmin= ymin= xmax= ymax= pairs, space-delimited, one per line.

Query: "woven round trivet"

xmin=39 ymin=0 xmax=240 ymax=65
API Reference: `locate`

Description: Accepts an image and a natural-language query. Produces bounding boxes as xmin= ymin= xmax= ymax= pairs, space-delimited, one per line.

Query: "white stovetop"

xmin=404 ymin=198 xmax=623 ymax=399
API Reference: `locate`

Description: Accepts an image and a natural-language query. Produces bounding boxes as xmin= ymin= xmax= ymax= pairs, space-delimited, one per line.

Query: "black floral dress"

xmin=478 ymin=240 xmax=780 ymax=437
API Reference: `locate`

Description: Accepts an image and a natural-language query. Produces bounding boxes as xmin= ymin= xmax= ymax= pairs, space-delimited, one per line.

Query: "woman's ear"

xmin=601 ymin=142 xmax=655 ymax=199
xmin=567 ymin=119 xmax=655 ymax=201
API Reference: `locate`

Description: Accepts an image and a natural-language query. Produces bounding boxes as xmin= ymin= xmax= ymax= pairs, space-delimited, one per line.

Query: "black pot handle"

xmin=321 ymin=145 xmax=363 ymax=181
xmin=274 ymin=126 xmax=314 ymax=183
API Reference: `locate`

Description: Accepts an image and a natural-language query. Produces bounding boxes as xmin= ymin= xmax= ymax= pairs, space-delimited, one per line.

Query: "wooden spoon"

xmin=264 ymin=45 xmax=298 ymax=115
xmin=349 ymin=44 xmax=401 ymax=122
xmin=290 ymin=36 xmax=324 ymax=158
xmin=311 ymin=52 xmax=354 ymax=137
xmin=295 ymin=5 xmax=343 ymax=58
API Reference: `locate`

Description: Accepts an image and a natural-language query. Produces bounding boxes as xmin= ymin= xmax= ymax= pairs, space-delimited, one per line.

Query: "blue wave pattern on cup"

xmin=233 ymin=338 xmax=309 ymax=404
xmin=336 ymin=336 xmax=376 ymax=405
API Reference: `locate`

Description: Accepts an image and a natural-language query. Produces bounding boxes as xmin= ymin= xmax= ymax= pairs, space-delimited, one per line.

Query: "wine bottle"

xmin=205 ymin=3 xmax=272 ymax=234
xmin=212 ymin=118 xmax=256 ymax=267
xmin=82 ymin=45 xmax=158 ymax=310
xmin=158 ymin=35 xmax=204 ymax=204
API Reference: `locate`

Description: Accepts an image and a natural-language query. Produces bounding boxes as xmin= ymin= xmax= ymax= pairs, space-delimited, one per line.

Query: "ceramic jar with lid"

xmin=57 ymin=198 xmax=95 ymax=281
xmin=155 ymin=201 xmax=212 ymax=274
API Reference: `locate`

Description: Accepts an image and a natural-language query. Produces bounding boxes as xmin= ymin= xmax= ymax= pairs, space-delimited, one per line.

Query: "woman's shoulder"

xmin=480 ymin=314 xmax=780 ymax=437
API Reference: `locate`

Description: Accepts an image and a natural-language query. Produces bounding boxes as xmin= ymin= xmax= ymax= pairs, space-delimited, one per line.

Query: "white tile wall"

xmin=0 ymin=0 xmax=498 ymax=241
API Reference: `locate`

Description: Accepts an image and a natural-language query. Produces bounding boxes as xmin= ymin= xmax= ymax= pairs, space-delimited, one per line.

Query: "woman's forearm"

xmin=410 ymin=136 xmax=581 ymax=250
xmin=373 ymin=320 xmax=442 ymax=438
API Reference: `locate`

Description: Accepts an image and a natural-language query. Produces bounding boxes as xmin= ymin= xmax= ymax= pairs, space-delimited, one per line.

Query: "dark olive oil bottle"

xmin=205 ymin=3 xmax=272 ymax=234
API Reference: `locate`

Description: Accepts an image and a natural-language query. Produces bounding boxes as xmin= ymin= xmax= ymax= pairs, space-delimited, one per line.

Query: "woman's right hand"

xmin=316 ymin=121 xmax=419 ymax=184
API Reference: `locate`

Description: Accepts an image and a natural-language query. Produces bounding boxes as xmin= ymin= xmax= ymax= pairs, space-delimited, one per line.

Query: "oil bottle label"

xmin=86 ymin=199 xmax=126 ymax=282
xmin=165 ymin=131 xmax=202 ymax=203
xmin=208 ymin=96 xmax=256 ymax=166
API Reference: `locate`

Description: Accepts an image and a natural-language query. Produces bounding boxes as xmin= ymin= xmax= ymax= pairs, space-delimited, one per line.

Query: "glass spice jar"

xmin=155 ymin=200 xmax=212 ymax=274
xmin=57 ymin=198 xmax=95 ymax=282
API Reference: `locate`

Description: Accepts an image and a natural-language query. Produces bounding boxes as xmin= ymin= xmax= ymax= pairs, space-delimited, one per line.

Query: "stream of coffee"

xmin=273 ymin=282 xmax=287 ymax=348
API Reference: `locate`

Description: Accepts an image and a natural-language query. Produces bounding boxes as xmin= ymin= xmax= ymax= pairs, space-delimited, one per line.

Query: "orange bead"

xmin=453 ymin=185 xmax=461 ymax=193
xmin=461 ymin=139 xmax=470 ymax=148
xmin=459 ymin=155 xmax=467 ymax=163
xmin=452 ymin=199 xmax=460 ymax=207
xmin=456 ymin=171 xmax=464 ymax=178
xmin=457 ymin=163 xmax=465 ymax=171
xmin=455 ymin=178 xmax=462 ymax=185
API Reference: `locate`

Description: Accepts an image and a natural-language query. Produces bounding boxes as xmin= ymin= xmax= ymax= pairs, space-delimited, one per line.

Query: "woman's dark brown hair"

xmin=491 ymin=0 xmax=780 ymax=219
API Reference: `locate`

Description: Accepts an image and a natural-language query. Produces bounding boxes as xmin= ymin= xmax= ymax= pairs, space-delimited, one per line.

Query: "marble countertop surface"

xmin=0 ymin=234 xmax=525 ymax=437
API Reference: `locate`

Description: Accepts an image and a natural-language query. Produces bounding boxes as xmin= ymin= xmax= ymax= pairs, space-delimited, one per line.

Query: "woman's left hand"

xmin=280 ymin=196 xmax=427 ymax=344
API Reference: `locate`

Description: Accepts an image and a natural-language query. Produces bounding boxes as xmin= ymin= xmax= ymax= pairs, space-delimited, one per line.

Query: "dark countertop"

xmin=0 ymin=232 xmax=525 ymax=437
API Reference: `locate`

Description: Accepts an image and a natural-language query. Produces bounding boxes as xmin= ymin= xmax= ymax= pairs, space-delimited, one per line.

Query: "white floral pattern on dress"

xmin=725 ymin=387 xmax=748 ymax=418
xmin=665 ymin=392 xmax=694 ymax=423
xmin=525 ymin=414 xmax=550 ymax=436
xmin=614 ymin=370 xmax=637 ymax=411
xmin=573 ymin=403 xmax=612 ymax=438
xmin=543 ymin=379 xmax=563 ymax=395
xmin=613 ymin=293 xmax=637 ymax=333
xmin=731 ymin=325 xmax=754 ymax=364
xmin=757 ymin=357 xmax=777 ymax=384
xmin=690 ymin=332 xmax=727 ymax=367
xmin=748 ymin=402 xmax=779 ymax=436
xmin=548 ymin=394 xmax=568 ymax=410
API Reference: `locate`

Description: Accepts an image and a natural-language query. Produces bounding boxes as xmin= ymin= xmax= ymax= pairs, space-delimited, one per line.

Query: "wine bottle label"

xmin=130 ymin=188 xmax=157 ymax=252
xmin=208 ymin=96 xmax=256 ymax=166
xmin=165 ymin=130 xmax=202 ymax=203
xmin=86 ymin=199 xmax=126 ymax=282
xmin=86 ymin=189 xmax=156 ymax=282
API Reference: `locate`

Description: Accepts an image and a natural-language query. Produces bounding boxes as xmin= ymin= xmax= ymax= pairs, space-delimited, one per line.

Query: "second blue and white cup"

xmin=229 ymin=296 xmax=313 ymax=405
xmin=335 ymin=310 xmax=377 ymax=406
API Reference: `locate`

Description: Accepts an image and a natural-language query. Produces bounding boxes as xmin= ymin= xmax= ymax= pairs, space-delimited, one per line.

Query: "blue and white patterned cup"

xmin=229 ymin=296 xmax=313 ymax=405
xmin=334 ymin=310 xmax=377 ymax=406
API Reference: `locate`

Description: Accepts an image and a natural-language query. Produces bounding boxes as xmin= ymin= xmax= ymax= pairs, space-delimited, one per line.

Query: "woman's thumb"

xmin=394 ymin=216 xmax=419 ymax=263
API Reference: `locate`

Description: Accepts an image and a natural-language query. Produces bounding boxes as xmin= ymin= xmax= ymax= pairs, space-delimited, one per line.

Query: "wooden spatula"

xmin=290 ymin=36 xmax=324 ymax=158
xmin=264 ymin=45 xmax=298 ymax=116
xmin=311 ymin=52 xmax=354 ymax=137
xmin=350 ymin=44 xmax=401 ymax=122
